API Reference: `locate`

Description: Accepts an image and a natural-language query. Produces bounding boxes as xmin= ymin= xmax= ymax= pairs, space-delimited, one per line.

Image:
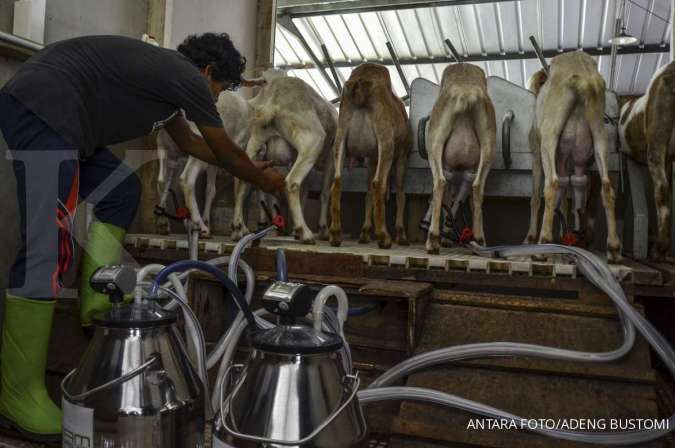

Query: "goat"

xmin=424 ymin=63 xmax=496 ymax=253
xmin=156 ymin=91 xmax=252 ymax=237
xmin=619 ymin=61 xmax=675 ymax=259
xmin=329 ymin=63 xmax=411 ymax=249
xmin=231 ymin=71 xmax=336 ymax=244
xmin=526 ymin=52 xmax=621 ymax=262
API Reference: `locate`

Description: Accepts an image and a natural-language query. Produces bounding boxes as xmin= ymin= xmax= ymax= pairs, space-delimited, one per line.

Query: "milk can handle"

xmin=61 ymin=354 xmax=160 ymax=402
xmin=219 ymin=368 xmax=361 ymax=446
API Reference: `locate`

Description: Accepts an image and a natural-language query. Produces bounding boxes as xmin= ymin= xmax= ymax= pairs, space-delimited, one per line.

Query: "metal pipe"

xmin=278 ymin=0 xmax=516 ymax=18
xmin=0 ymin=30 xmax=43 ymax=52
xmin=609 ymin=0 xmax=627 ymax=91
xmin=278 ymin=44 xmax=669 ymax=70
xmin=320 ymin=43 xmax=342 ymax=94
xmin=444 ymin=38 xmax=463 ymax=63
xmin=277 ymin=15 xmax=340 ymax=95
xmin=609 ymin=18 xmax=622 ymax=90
xmin=386 ymin=41 xmax=410 ymax=96
xmin=528 ymin=35 xmax=549 ymax=75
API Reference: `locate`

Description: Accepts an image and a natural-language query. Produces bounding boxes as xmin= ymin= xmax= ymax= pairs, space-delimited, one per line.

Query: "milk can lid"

xmin=251 ymin=324 xmax=343 ymax=355
xmin=92 ymin=301 xmax=177 ymax=328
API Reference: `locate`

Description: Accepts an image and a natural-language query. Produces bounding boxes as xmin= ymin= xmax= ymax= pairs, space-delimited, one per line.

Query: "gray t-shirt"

xmin=1 ymin=35 xmax=223 ymax=156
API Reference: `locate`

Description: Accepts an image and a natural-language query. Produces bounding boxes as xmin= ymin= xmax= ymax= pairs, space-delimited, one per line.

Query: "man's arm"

xmin=163 ymin=114 xmax=284 ymax=193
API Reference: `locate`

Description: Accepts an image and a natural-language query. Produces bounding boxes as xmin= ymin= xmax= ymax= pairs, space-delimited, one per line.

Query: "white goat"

xmin=231 ymin=71 xmax=337 ymax=244
xmin=526 ymin=52 xmax=621 ymax=262
xmin=156 ymin=91 xmax=252 ymax=237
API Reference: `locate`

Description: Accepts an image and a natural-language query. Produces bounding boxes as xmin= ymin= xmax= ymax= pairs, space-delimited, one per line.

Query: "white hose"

xmin=210 ymin=309 xmax=275 ymax=410
xmin=312 ymin=285 xmax=349 ymax=334
xmin=135 ymin=264 xmax=166 ymax=302
xmin=363 ymin=244 xmax=675 ymax=445
xmin=168 ymin=273 xmax=205 ymax=384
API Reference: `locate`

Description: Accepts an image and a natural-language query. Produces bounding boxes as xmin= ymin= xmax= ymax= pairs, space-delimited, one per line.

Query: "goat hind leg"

xmin=373 ymin=142 xmax=395 ymax=249
xmin=586 ymin=107 xmax=621 ymax=261
xmin=317 ymin=155 xmax=335 ymax=240
xmin=394 ymin=151 xmax=409 ymax=246
xmin=286 ymin=136 xmax=323 ymax=244
xmin=648 ymin=147 xmax=670 ymax=259
xmin=180 ymin=159 xmax=209 ymax=236
xmin=231 ymin=178 xmax=252 ymax=240
xmin=200 ymin=166 xmax=218 ymax=238
xmin=329 ymin=125 xmax=348 ymax=247
xmin=526 ymin=133 xmax=543 ymax=244
xmin=359 ymin=160 xmax=376 ymax=244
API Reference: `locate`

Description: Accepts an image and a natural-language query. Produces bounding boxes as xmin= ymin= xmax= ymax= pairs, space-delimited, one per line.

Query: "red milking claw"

xmin=175 ymin=207 xmax=190 ymax=220
xmin=459 ymin=227 xmax=473 ymax=244
xmin=562 ymin=232 xmax=579 ymax=247
xmin=272 ymin=215 xmax=286 ymax=229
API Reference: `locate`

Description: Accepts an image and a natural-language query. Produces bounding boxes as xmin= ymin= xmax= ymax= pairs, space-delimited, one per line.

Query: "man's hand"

xmin=164 ymin=115 xmax=284 ymax=193
xmin=254 ymin=161 xmax=285 ymax=193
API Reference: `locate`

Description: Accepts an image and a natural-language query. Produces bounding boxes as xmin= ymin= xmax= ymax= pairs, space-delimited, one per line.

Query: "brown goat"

xmin=329 ymin=63 xmax=411 ymax=249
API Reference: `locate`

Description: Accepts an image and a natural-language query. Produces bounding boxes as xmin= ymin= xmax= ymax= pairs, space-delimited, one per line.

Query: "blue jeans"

xmin=0 ymin=93 xmax=141 ymax=299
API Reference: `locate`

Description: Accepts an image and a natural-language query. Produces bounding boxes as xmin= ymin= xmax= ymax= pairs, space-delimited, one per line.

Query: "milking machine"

xmin=61 ymin=218 xmax=675 ymax=447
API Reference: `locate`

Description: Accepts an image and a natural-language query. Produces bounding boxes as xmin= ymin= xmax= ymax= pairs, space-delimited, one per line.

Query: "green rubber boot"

xmin=79 ymin=221 xmax=127 ymax=328
xmin=0 ymin=295 xmax=61 ymax=442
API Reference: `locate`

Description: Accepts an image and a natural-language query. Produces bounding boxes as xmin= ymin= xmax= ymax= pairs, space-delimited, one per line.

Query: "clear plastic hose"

xmin=365 ymin=244 xmax=675 ymax=445
xmin=313 ymin=285 xmax=349 ymax=334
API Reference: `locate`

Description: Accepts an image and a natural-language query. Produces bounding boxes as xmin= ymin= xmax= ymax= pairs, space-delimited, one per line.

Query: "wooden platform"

xmin=124 ymin=233 xmax=672 ymax=286
xmin=116 ymin=234 xmax=675 ymax=447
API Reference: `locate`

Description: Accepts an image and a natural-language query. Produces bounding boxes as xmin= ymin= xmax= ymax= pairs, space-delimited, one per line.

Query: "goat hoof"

xmin=650 ymin=248 xmax=667 ymax=261
xmin=230 ymin=225 xmax=250 ymax=241
xmin=525 ymin=235 xmax=537 ymax=245
xmin=426 ymin=234 xmax=440 ymax=254
xmin=396 ymin=230 xmax=409 ymax=246
xmin=329 ymin=227 xmax=342 ymax=247
xmin=329 ymin=237 xmax=342 ymax=247
xmin=301 ymin=236 xmax=316 ymax=245
xmin=426 ymin=245 xmax=440 ymax=255
xmin=650 ymin=239 xmax=670 ymax=261
xmin=358 ymin=229 xmax=371 ymax=244
xmin=318 ymin=226 xmax=329 ymax=241
xmin=607 ymin=251 xmax=623 ymax=263
xmin=377 ymin=234 xmax=392 ymax=250
xmin=606 ymin=239 xmax=622 ymax=263
xmin=156 ymin=217 xmax=170 ymax=235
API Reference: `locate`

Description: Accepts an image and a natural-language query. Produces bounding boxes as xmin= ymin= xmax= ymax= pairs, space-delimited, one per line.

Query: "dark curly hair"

xmin=177 ymin=33 xmax=246 ymax=90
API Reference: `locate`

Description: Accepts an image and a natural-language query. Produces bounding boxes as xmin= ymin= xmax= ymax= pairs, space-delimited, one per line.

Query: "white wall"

xmin=169 ymin=0 xmax=257 ymax=77
xmin=0 ymin=0 xmax=148 ymax=44
xmin=44 ymin=0 xmax=148 ymax=43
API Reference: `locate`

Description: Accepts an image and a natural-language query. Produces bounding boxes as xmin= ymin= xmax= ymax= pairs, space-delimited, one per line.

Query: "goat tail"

xmin=452 ymin=86 xmax=484 ymax=113
xmin=252 ymin=104 xmax=279 ymax=128
xmin=343 ymin=78 xmax=373 ymax=107
xmin=566 ymin=74 xmax=604 ymax=104
xmin=528 ymin=69 xmax=548 ymax=95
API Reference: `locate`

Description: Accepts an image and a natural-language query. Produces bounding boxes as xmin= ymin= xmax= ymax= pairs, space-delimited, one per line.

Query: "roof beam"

xmin=278 ymin=0 xmax=517 ymax=18
xmin=278 ymin=43 xmax=670 ymax=69
xmin=276 ymin=14 xmax=340 ymax=94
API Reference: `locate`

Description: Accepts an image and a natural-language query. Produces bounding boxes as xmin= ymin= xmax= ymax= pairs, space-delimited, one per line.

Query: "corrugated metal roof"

xmin=275 ymin=0 xmax=672 ymax=98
